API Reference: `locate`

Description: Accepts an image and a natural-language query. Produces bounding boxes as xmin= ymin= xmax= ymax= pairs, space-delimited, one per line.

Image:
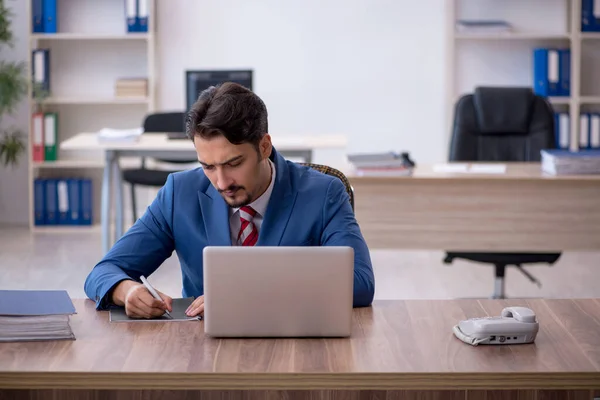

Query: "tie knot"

xmin=239 ymin=206 xmax=256 ymax=221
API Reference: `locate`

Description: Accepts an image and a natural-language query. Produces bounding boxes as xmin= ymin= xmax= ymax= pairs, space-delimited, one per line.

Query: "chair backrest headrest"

xmin=473 ymin=87 xmax=534 ymax=135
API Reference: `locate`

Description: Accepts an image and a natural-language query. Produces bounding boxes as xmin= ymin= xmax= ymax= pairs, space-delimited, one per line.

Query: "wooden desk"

xmin=1 ymin=298 xmax=599 ymax=399
xmin=60 ymin=132 xmax=347 ymax=254
xmin=347 ymin=163 xmax=600 ymax=251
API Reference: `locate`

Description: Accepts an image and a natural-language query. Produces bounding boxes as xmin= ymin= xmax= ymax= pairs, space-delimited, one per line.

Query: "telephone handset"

xmin=453 ymin=306 xmax=539 ymax=346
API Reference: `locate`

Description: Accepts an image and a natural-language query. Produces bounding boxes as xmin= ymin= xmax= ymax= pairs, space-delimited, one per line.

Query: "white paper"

xmin=433 ymin=163 xmax=469 ymax=173
xmin=468 ymin=164 xmax=507 ymax=174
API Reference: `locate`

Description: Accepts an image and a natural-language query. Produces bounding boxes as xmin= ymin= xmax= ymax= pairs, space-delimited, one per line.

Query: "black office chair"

xmin=122 ymin=112 xmax=195 ymax=222
xmin=443 ymin=86 xmax=562 ymax=299
xmin=300 ymin=163 xmax=354 ymax=211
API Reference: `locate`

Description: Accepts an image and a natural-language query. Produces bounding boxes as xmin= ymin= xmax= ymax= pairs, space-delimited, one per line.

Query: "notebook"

xmin=109 ymin=297 xmax=202 ymax=322
xmin=0 ymin=290 xmax=77 ymax=342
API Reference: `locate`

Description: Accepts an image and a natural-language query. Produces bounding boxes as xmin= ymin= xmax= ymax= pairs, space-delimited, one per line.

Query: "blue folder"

xmin=44 ymin=178 xmax=58 ymax=225
xmin=0 ymin=290 xmax=76 ymax=316
xmin=32 ymin=0 xmax=44 ymax=33
xmin=80 ymin=178 xmax=93 ymax=225
xmin=42 ymin=0 xmax=57 ymax=33
xmin=34 ymin=178 xmax=46 ymax=226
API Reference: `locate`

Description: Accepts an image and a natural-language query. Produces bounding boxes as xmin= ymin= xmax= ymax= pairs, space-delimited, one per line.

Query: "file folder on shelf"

xmin=582 ymin=0 xmax=600 ymax=32
xmin=533 ymin=48 xmax=560 ymax=97
xmin=67 ymin=179 xmax=81 ymax=225
xmin=34 ymin=178 xmax=93 ymax=226
xmin=34 ymin=178 xmax=46 ymax=226
xmin=43 ymin=112 xmax=57 ymax=161
xmin=31 ymin=113 xmax=45 ymax=162
xmin=57 ymin=179 xmax=69 ymax=225
xmin=32 ymin=0 xmax=44 ymax=33
xmin=125 ymin=0 xmax=138 ymax=32
xmin=137 ymin=0 xmax=149 ymax=32
xmin=590 ymin=113 xmax=600 ymax=149
xmin=42 ymin=0 xmax=57 ymax=33
xmin=580 ymin=113 xmax=590 ymax=150
xmin=80 ymin=178 xmax=93 ymax=225
xmin=554 ymin=112 xmax=570 ymax=150
xmin=32 ymin=49 xmax=50 ymax=94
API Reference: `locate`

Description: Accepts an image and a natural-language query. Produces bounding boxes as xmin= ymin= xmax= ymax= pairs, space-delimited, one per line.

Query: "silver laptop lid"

xmin=202 ymin=246 xmax=354 ymax=338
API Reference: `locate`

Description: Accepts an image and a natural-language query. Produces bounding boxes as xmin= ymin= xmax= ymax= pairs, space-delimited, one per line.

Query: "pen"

xmin=140 ymin=275 xmax=173 ymax=319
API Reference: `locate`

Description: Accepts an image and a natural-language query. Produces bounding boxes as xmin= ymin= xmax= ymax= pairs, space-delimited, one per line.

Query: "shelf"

xmin=548 ymin=97 xmax=571 ymax=105
xmin=454 ymin=32 xmax=571 ymax=40
xmin=32 ymin=160 xmax=104 ymax=169
xmin=579 ymin=96 xmax=600 ymax=104
xmin=31 ymin=33 xmax=150 ymax=41
xmin=580 ymin=32 xmax=600 ymax=40
xmin=42 ymin=97 xmax=150 ymax=105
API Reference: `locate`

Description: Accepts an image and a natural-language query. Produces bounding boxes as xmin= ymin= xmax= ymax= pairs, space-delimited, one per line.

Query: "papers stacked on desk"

xmin=0 ymin=290 xmax=76 ymax=342
xmin=541 ymin=149 xmax=600 ymax=175
xmin=347 ymin=152 xmax=414 ymax=176
xmin=96 ymin=127 xmax=143 ymax=143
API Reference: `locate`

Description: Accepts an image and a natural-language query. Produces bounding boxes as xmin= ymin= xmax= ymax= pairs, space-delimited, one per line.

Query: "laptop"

xmin=202 ymin=246 xmax=354 ymax=338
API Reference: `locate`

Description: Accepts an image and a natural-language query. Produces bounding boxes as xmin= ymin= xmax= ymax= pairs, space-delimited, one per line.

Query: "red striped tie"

xmin=238 ymin=206 xmax=258 ymax=246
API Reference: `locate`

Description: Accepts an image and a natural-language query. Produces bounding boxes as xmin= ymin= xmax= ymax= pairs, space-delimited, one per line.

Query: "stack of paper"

xmin=456 ymin=20 xmax=512 ymax=34
xmin=541 ymin=149 xmax=600 ymax=175
xmin=0 ymin=290 xmax=76 ymax=342
xmin=115 ymin=78 xmax=148 ymax=98
xmin=96 ymin=127 xmax=143 ymax=142
xmin=347 ymin=151 xmax=414 ymax=176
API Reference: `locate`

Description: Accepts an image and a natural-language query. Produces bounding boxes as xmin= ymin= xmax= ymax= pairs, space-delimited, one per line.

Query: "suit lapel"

xmin=198 ymin=185 xmax=232 ymax=246
xmin=257 ymin=149 xmax=297 ymax=246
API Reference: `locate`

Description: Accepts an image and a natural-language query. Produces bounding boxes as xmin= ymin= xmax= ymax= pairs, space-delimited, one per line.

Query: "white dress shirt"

xmin=229 ymin=159 xmax=276 ymax=245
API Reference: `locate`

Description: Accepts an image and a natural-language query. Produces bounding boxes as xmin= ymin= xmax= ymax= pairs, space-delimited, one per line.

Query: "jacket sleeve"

xmin=83 ymin=174 xmax=176 ymax=310
xmin=320 ymin=178 xmax=375 ymax=307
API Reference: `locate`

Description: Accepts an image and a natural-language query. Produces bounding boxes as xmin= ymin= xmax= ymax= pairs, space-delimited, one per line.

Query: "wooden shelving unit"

xmin=446 ymin=0 xmax=600 ymax=153
xmin=26 ymin=0 xmax=156 ymax=232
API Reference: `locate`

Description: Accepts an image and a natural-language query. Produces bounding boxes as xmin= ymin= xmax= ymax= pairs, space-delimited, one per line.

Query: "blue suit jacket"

xmin=84 ymin=147 xmax=375 ymax=309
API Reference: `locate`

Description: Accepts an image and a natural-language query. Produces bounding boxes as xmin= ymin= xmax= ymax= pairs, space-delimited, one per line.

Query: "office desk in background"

xmin=60 ymin=132 xmax=348 ymax=254
xmin=347 ymin=163 xmax=600 ymax=251
xmin=0 ymin=298 xmax=599 ymax=399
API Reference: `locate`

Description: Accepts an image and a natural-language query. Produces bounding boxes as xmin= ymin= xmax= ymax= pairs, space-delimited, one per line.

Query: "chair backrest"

xmin=449 ymin=87 xmax=556 ymax=162
xmin=143 ymin=112 xmax=186 ymax=133
xmin=142 ymin=112 xmax=193 ymax=164
xmin=300 ymin=163 xmax=354 ymax=211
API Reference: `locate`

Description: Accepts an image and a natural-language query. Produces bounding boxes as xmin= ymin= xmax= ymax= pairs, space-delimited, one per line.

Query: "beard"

xmin=219 ymin=186 xmax=252 ymax=208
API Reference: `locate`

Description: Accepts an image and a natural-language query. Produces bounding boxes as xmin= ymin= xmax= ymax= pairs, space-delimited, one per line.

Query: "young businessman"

xmin=84 ymin=82 xmax=375 ymax=319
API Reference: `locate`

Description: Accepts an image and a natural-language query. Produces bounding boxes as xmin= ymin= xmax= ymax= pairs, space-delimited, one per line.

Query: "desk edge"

xmin=0 ymin=372 xmax=599 ymax=390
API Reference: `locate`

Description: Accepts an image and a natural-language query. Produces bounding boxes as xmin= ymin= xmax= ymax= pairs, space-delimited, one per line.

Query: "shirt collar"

xmin=232 ymin=158 xmax=275 ymax=218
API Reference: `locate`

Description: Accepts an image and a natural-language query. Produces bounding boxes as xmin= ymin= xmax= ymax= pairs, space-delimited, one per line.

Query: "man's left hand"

xmin=186 ymin=295 xmax=204 ymax=317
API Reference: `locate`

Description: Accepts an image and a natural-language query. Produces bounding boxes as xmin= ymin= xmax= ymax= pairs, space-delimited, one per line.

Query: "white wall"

xmin=0 ymin=0 xmax=29 ymax=225
xmin=155 ymin=0 xmax=449 ymax=169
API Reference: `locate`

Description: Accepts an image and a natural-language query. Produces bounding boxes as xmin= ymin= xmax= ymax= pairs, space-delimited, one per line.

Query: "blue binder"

xmin=42 ymin=0 xmax=57 ymax=33
xmin=34 ymin=178 xmax=46 ymax=226
xmin=533 ymin=48 xmax=565 ymax=97
xmin=125 ymin=0 xmax=138 ymax=32
xmin=559 ymin=49 xmax=571 ymax=97
xmin=582 ymin=0 xmax=600 ymax=32
xmin=44 ymin=179 xmax=58 ymax=225
xmin=67 ymin=179 xmax=81 ymax=225
xmin=80 ymin=178 xmax=93 ymax=225
xmin=137 ymin=0 xmax=148 ymax=32
xmin=57 ymin=179 xmax=69 ymax=225
xmin=32 ymin=49 xmax=50 ymax=93
xmin=32 ymin=0 xmax=44 ymax=33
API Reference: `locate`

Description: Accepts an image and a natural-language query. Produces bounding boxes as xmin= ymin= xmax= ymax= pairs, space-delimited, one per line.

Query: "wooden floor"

xmin=0 ymin=226 xmax=599 ymax=300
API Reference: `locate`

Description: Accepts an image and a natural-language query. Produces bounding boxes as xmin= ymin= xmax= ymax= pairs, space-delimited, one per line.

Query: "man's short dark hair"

xmin=185 ymin=82 xmax=268 ymax=150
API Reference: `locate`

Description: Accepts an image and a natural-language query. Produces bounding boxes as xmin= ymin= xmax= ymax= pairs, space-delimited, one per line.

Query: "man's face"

xmin=194 ymin=134 xmax=272 ymax=208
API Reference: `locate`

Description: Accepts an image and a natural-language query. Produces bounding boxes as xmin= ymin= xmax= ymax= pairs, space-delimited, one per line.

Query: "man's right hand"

xmin=111 ymin=280 xmax=173 ymax=319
